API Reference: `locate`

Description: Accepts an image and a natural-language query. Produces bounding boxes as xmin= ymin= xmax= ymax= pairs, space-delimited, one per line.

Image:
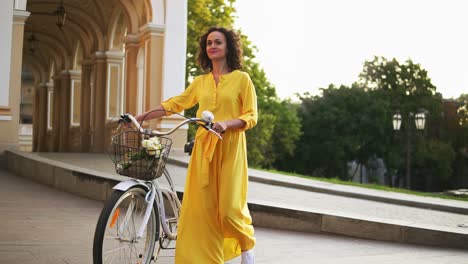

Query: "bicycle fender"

xmin=113 ymin=179 xmax=150 ymax=192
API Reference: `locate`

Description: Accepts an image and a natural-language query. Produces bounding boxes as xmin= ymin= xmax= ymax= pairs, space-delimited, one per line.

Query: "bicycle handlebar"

xmin=119 ymin=111 xmax=223 ymax=140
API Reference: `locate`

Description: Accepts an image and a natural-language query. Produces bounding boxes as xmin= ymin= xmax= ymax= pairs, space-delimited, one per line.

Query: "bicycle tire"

xmin=93 ymin=187 xmax=160 ymax=264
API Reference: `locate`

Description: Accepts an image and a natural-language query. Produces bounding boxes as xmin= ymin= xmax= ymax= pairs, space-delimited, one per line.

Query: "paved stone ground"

xmin=2 ymin=168 xmax=468 ymax=264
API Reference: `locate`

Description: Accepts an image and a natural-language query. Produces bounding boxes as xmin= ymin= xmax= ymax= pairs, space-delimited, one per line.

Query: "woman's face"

xmin=206 ymin=31 xmax=228 ymax=62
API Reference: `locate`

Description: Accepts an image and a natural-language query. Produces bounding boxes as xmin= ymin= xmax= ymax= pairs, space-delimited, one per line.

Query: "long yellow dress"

xmin=161 ymin=70 xmax=257 ymax=263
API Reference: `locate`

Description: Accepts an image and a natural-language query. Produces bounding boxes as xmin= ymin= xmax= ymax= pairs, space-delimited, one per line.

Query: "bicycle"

xmin=92 ymin=110 xmax=222 ymax=264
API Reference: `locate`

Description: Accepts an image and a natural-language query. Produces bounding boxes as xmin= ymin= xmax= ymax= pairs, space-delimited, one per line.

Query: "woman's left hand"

xmin=212 ymin=121 xmax=228 ymax=133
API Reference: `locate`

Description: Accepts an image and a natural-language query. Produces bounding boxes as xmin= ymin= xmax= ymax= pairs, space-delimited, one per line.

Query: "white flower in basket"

xmin=117 ymin=137 xmax=163 ymax=172
xmin=142 ymin=137 xmax=163 ymax=157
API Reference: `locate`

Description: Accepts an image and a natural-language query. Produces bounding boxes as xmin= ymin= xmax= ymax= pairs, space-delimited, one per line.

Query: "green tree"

xmin=412 ymin=140 xmax=455 ymax=191
xmin=287 ymin=85 xmax=390 ymax=178
xmin=245 ymin=112 xmax=276 ymax=167
xmin=453 ymin=94 xmax=468 ymax=187
xmin=358 ymin=56 xmax=440 ymax=118
xmin=358 ymin=56 xmax=455 ymax=189
xmin=270 ymin=100 xmax=302 ymax=170
xmin=457 ymin=94 xmax=468 ymax=127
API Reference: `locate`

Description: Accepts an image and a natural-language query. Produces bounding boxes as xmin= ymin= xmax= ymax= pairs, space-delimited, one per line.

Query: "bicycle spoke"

xmin=103 ymin=244 xmax=129 ymax=255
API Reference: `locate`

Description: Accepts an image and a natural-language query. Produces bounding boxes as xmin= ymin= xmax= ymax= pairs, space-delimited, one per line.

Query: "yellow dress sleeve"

xmin=161 ymin=79 xmax=198 ymax=115
xmin=237 ymin=74 xmax=258 ymax=131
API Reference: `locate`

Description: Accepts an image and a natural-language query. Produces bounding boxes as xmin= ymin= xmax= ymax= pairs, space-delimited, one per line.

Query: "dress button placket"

xmin=212 ymin=78 xmax=218 ymax=109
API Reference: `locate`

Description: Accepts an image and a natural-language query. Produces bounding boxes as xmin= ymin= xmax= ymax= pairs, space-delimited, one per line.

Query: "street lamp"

xmin=392 ymin=112 xmax=402 ymax=131
xmin=393 ymin=110 xmax=426 ymax=189
xmin=415 ymin=112 xmax=426 ymax=130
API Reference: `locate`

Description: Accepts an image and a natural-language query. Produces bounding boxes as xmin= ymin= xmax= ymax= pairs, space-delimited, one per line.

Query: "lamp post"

xmin=392 ymin=110 xmax=426 ymax=189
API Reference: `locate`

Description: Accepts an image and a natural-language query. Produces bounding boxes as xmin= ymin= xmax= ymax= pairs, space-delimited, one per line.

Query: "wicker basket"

xmin=108 ymin=130 xmax=172 ymax=181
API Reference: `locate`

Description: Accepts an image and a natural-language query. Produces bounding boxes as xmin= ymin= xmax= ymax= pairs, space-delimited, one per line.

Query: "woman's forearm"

xmin=135 ymin=105 xmax=167 ymax=123
xmin=224 ymin=119 xmax=247 ymax=130
xmin=212 ymin=118 xmax=246 ymax=133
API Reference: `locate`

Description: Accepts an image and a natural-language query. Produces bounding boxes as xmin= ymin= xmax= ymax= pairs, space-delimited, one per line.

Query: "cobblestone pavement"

xmin=2 ymin=168 xmax=468 ymax=264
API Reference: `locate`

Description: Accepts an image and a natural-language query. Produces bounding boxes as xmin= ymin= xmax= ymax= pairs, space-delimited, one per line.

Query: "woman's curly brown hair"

xmin=197 ymin=27 xmax=243 ymax=72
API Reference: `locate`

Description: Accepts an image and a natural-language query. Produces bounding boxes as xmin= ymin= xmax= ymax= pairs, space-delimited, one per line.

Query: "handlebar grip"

xmin=119 ymin=114 xmax=132 ymax=124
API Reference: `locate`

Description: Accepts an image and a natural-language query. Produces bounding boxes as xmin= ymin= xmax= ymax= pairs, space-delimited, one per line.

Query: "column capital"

xmin=37 ymin=82 xmax=49 ymax=89
xmin=59 ymin=70 xmax=71 ymax=78
xmin=81 ymin=59 xmax=95 ymax=73
xmin=13 ymin=10 xmax=30 ymax=24
xmin=123 ymin=34 xmax=141 ymax=46
xmin=68 ymin=70 xmax=82 ymax=79
xmin=92 ymin=51 xmax=107 ymax=62
xmin=105 ymin=51 xmax=125 ymax=60
xmin=139 ymin=23 xmax=165 ymax=39
xmin=46 ymin=81 xmax=54 ymax=91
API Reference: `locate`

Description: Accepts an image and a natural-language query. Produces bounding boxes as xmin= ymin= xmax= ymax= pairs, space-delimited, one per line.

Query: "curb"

xmin=167 ymin=157 xmax=468 ymax=215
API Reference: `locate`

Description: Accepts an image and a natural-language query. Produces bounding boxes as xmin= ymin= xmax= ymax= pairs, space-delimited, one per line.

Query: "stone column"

xmin=32 ymin=83 xmax=40 ymax=152
xmin=46 ymin=82 xmax=54 ymax=151
xmin=58 ymin=71 xmax=71 ymax=152
xmin=80 ymin=61 xmax=93 ymax=152
xmin=69 ymin=70 xmax=82 ymax=151
xmin=123 ymin=38 xmax=140 ymax=114
xmin=34 ymin=83 xmax=48 ymax=152
xmin=92 ymin=52 xmax=107 ymax=152
xmin=51 ymin=75 xmax=61 ymax=151
xmin=139 ymin=24 xmax=165 ymax=131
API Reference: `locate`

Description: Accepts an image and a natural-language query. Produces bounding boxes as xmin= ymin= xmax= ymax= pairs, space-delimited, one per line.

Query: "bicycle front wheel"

xmin=93 ymin=187 xmax=160 ymax=264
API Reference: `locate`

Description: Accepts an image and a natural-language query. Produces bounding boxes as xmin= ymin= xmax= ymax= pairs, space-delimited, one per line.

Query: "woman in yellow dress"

xmin=135 ymin=27 xmax=257 ymax=264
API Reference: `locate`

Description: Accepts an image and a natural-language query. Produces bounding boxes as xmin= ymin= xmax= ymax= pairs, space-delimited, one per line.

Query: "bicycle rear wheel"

xmin=93 ymin=187 xmax=159 ymax=264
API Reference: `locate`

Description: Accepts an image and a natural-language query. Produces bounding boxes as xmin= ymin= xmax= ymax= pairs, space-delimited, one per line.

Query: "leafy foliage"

xmin=358 ymin=56 xmax=441 ymax=120
xmin=412 ymin=140 xmax=455 ymax=191
xmin=457 ymin=94 xmax=468 ymax=127
xmin=284 ymin=85 xmax=391 ymax=178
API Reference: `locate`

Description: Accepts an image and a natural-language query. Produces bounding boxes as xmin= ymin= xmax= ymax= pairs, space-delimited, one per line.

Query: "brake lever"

xmin=200 ymin=123 xmax=223 ymax=139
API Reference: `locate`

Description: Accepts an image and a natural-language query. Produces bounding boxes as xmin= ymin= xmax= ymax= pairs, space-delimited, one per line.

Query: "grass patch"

xmin=256 ymin=168 xmax=468 ymax=203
